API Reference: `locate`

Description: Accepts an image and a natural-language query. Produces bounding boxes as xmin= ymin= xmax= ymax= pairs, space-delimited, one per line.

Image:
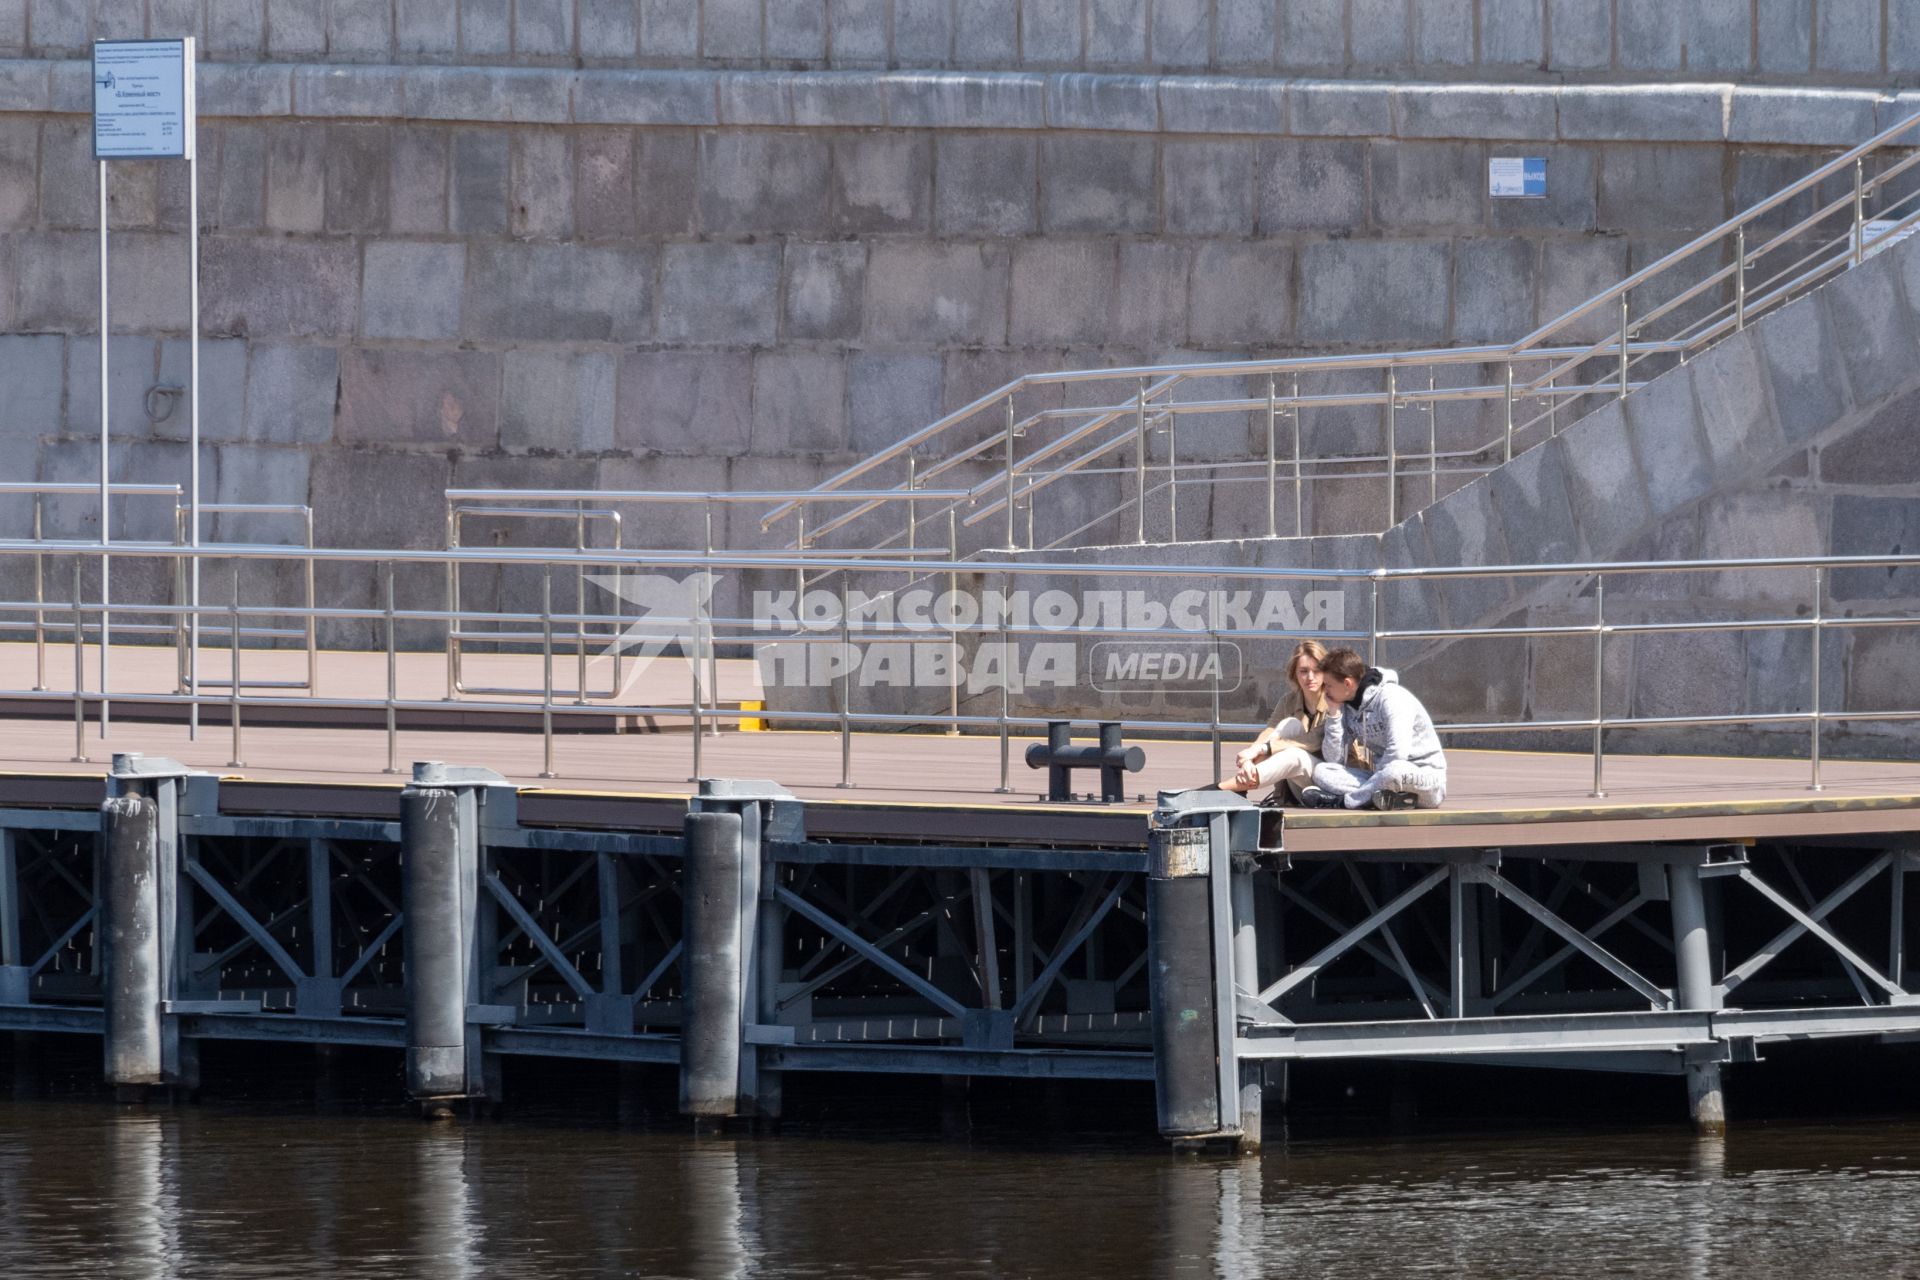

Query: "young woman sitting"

xmin=1215 ymin=639 xmax=1346 ymax=805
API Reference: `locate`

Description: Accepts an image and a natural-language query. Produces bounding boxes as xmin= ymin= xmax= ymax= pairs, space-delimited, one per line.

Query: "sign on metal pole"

xmin=90 ymin=38 xmax=200 ymax=744
xmin=93 ymin=39 xmax=194 ymax=160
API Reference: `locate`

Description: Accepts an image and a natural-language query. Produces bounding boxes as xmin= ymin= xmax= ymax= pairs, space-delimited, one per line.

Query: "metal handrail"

xmin=769 ymin=110 xmax=1920 ymax=555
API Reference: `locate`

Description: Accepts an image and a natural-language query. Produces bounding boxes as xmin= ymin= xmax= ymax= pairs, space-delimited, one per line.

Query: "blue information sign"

xmin=1488 ymin=156 xmax=1547 ymax=199
xmin=93 ymin=39 xmax=194 ymax=160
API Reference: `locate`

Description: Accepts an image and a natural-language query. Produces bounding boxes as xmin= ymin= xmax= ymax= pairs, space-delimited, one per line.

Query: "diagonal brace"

xmin=337 ymin=912 xmax=403 ymax=986
xmin=1722 ymin=854 xmax=1890 ymax=995
xmin=1735 ymin=865 xmax=1907 ymax=1001
xmin=184 ymin=857 xmax=308 ymax=983
xmin=485 ymin=873 xmax=597 ymax=1000
xmin=774 ymin=886 xmax=969 ymax=1018
xmin=1475 ymin=867 xmax=1671 ymax=1009
xmin=1011 ymin=876 xmax=1127 ymax=1028
xmin=1277 ymin=883 xmax=1449 ymax=1007
xmin=1260 ymin=867 xmax=1449 ymax=1005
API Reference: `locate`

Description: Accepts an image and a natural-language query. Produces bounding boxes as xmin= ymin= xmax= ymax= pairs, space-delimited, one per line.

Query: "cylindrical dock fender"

xmin=681 ymin=809 xmax=745 ymax=1118
xmin=101 ymin=792 xmax=163 ymax=1087
xmin=1147 ymin=823 xmax=1221 ymax=1138
xmin=402 ymin=786 xmax=467 ymax=1101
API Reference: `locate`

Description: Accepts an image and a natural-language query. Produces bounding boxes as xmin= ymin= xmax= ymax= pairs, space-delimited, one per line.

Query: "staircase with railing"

xmin=760 ymin=110 xmax=1920 ymax=565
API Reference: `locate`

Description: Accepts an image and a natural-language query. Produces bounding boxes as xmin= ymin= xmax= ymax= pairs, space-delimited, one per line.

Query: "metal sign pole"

xmin=97 ymin=157 xmax=110 ymax=738
xmin=185 ymin=61 xmax=199 ymax=741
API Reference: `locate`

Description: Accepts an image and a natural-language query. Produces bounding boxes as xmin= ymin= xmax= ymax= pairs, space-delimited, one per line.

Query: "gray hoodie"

xmin=1319 ymin=667 xmax=1447 ymax=777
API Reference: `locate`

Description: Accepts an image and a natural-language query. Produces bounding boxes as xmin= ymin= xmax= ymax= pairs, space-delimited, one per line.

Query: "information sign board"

xmin=1488 ymin=156 xmax=1547 ymax=198
xmin=93 ymin=39 xmax=194 ymax=160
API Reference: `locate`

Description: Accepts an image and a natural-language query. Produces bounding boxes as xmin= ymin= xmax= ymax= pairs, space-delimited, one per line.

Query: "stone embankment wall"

xmin=0 ymin=1 xmax=1912 ymax=639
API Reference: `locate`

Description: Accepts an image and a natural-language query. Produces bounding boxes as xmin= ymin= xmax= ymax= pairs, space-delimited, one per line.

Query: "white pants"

xmin=1311 ymin=758 xmax=1447 ymax=810
xmin=1251 ymin=744 xmax=1317 ymax=799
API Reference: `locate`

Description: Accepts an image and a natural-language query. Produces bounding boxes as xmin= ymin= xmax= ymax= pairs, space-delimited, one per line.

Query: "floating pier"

xmin=3 ymin=745 xmax=1916 ymax=1148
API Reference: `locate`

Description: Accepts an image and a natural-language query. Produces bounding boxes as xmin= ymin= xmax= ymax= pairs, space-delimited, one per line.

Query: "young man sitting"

xmin=1299 ymin=649 xmax=1448 ymax=811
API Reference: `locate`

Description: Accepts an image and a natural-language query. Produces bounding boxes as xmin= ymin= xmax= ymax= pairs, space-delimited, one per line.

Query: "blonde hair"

xmin=1279 ymin=639 xmax=1331 ymax=723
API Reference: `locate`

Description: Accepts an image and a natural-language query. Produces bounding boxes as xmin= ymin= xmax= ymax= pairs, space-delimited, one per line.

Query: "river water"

xmin=0 ymin=1048 xmax=1916 ymax=1278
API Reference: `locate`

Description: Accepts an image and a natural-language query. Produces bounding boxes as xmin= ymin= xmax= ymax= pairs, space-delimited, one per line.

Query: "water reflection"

xmin=0 ymin=1099 xmax=1916 ymax=1277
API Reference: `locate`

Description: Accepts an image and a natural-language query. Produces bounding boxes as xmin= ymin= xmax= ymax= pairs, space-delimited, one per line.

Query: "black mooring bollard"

xmin=1147 ymin=823 xmax=1223 ymax=1139
xmin=402 ymin=785 xmax=467 ymax=1103
xmin=101 ymin=792 xmax=163 ymax=1090
xmin=1025 ymin=721 xmax=1146 ymax=802
xmin=681 ymin=809 xmax=745 ymax=1120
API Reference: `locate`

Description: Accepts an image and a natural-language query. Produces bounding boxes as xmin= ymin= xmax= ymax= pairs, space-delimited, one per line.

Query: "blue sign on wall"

xmin=1489 ymin=157 xmax=1547 ymax=199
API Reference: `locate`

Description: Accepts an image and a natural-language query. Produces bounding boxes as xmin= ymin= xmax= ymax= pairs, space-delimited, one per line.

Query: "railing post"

xmin=947 ymin=508 xmax=960 ymax=736
xmin=1618 ymin=296 xmax=1630 ymax=399
xmin=794 ymin=510 xmax=806 ymax=602
xmin=1003 ymin=394 xmax=1017 ymax=551
xmin=1291 ymin=376 xmax=1304 ymax=537
xmin=1426 ymin=368 xmax=1438 ymax=507
xmin=71 ymin=559 xmax=86 ymax=764
xmin=1385 ymin=367 xmax=1398 ymax=529
xmin=574 ymin=502 xmax=588 ymax=705
xmin=1810 ymin=566 xmax=1824 ymax=792
xmin=837 ymin=578 xmax=852 ymax=788
xmin=1264 ymin=375 xmax=1277 ymax=539
xmin=444 ymin=501 xmax=460 ymax=697
xmin=1734 ymin=226 xmax=1747 ymax=330
xmin=905 ymin=454 xmax=917 ymax=553
xmin=383 ymin=561 xmax=398 ymax=775
xmin=1135 ymin=378 xmax=1148 ymax=546
xmin=1853 ymin=157 xmax=1866 ymax=266
xmin=1167 ymin=411 xmax=1178 ymax=542
xmin=227 ymin=568 xmax=243 ymax=769
xmin=1502 ymin=362 xmax=1515 ymax=462
xmin=32 ymin=496 xmax=45 ymax=691
xmin=540 ymin=567 xmax=556 ymax=779
xmin=1591 ymin=576 xmax=1606 ymax=798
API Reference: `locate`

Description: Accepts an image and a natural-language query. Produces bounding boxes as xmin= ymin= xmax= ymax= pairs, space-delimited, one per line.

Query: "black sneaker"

xmin=1370 ymin=790 xmax=1419 ymax=811
xmin=1297 ymin=785 xmax=1344 ymax=809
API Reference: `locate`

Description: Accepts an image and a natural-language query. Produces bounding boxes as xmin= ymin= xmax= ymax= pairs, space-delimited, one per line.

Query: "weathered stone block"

xmin=1255 ymin=138 xmax=1365 ymax=232
xmin=0 ymin=335 xmax=64 ymax=448
xmin=1187 ymin=242 xmax=1292 ymax=347
xmin=1479 ymin=0 xmax=1543 ymax=65
xmin=1819 ymin=384 xmax=1920 ymax=488
xmin=1547 ymin=0 xmax=1609 ymax=69
xmin=152 ymin=338 xmax=248 ymax=444
xmin=1815 ymin=0 xmax=1879 ymax=73
xmin=1046 ymin=71 xmax=1157 ymax=132
xmin=1149 ymin=0 xmax=1206 ymax=66
xmin=772 ymin=241 xmax=858 ymax=341
xmin=360 ymin=242 xmax=466 ymax=340
xmin=1631 ymin=628 xmax=1747 ymax=723
xmin=1413 ymin=0 xmax=1473 ymax=64
xmin=12 ymin=231 xmax=89 ymax=330
xmin=1753 ymin=291 xmax=1854 ymax=446
xmin=1452 ymin=238 xmax=1535 ymax=343
xmin=789 ymin=70 xmax=887 ymax=124
xmin=831 ymin=133 xmax=932 ymax=233
xmin=849 ymin=352 xmax=943 ymax=454
xmin=1755 ymin=3 xmax=1812 ymax=73
xmin=574 ymin=129 xmax=634 ymax=239
xmin=34 ymin=117 xmax=90 ymax=230
xmin=0 ymin=56 xmax=46 ymax=110
xmin=28 ymin=0 xmax=85 ymax=52
xmin=510 ymin=131 xmax=573 ymax=238
xmin=1080 ymin=0 xmax=1143 ymax=64
xmin=1696 ymin=489 xmax=1824 ymax=602
xmin=450 ymin=129 xmax=509 ymax=233
xmin=0 ymin=237 xmax=15 ymax=331
xmin=337 ymin=349 xmax=500 ymax=449
xmin=206 ymin=0 xmax=264 ymax=53
xmin=867 ymin=243 xmax=1010 ymax=346
xmin=1372 ymin=140 xmax=1484 ymax=230
xmin=294 ymin=66 xmax=406 ymax=119
xmin=698 ymin=0 xmax=759 ymax=58
xmin=211 ymin=125 xmax=265 ymax=231
xmin=718 ymin=70 xmax=790 ymax=124
xmin=500 ymin=350 xmax=615 ymax=454
xmin=1728 ymin=88 xmax=1879 ymax=146
xmin=388 ymin=126 xmax=449 ymax=233
xmin=1616 ymin=0 xmax=1681 ymax=70
xmin=321 ymin=125 xmax=389 ymax=234
xmin=1213 ymin=0 xmax=1274 ymax=68
xmin=1021 ymin=0 xmax=1081 ymax=64
xmin=1485 ymin=143 xmax=1595 ymax=232
xmin=698 ymin=131 xmax=831 ymax=234
xmin=615 ymin=351 xmax=753 ymax=456
xmin=1163 ymin=139 xmax=1253 ymax=236
xmin=829 ymin=0 xmax=889 ymax=64
xmin=765 ymin=0 xmax=826 ymax=58
xmin=1349 ymin=0 xmax=1411 ymax=67
xmin=1598 ymin=145 xmax=1727 ymax=234
xmin=1010 ymin=241 xmax=1114 ymax=346
xmin=514 ymin=0 xmax=573 ymax=56
xmin=1158 ymin=75 xmax=1286 ymax=134
xmin=1036 ymin=136 xmax=1152 ymax=231
xmin=327 ymin=0 xmax=393 ymax=58
xmin=211 ymin=444 xmax=310 ymax=547
xmin=1288 ymin=79 xmax=1392 ymax=136
xmin=455 ymin=0 xmax=509 ymax=55
xmin=1560 ymin=88 xmax=1726 ymax=144
xmin=1742 ymin=623 xmax=1842 ymax=717
xmin=464 ymin=243 xmax=656 ymax=342
xmin=1893 ymin=5 xmax=1920 ymax=73
xmin=894 ymin=0 xmax=954 ymax=63
xmin=1535 ymin=237 xmax=1628 ymax=343
xmin=204 ymin=237 xmax=359 ymax=340
xmin=1395 ymin=84 xmax=1557 ymax=141
xmin=1421 ymin=478 xmax=1515 ymax=626
xmin=266 ymin=0 xmax=326 ymax=54
xmin=640 ymin=0 xmax=698 ymax=56
xmin=752 ymin=352 xmax=847 ymax=455
xmin=1298 ymin=240 xmax=1451 ymax=346
xmin=629 ymin=131 xmax=697 ymax=235
xmin=407 ymin=66 xmax=573 ymax=123
xmin=1555 ymin=399 xmax=1649 ymax=559
xmin=656 ymin=242 xmax=781 ymax=346
xmin=934 ymin=134 xmax=1037 ymax=235
xmin=1678 ymin=0 xmax=1749 ymax=72
xmin=0 ymin=117 xmax=32 ymax=230
xmin=245 ymin=345 xmax=338 ymax=446
xmin=62 ymin=337 xmax=157 ymax=440
xmin=1488 ymin=436 xmax=1578 ymax=564
xmin=1620 ymin=365 xmax=1713 ymax=520
xmin=885 ymin=70 xmax=1046 ymax=127
xmin=1822 ymin=253 xmax=1920 ymax=409
xmin=1688 ymin=325 xmax=1784 ymax=482
xmin=396 ymin=0 xmax=458 ymax=56
xmin=573 ymin=69 xmax=718 ymax=124
xmin=1834 ymin=492 xmax=1920 ymax=597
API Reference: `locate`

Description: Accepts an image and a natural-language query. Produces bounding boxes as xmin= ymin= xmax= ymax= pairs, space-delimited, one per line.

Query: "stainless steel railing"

xmin=764 ymin=110 xmax=1920 ymax=557
xmin=3 ymin=537 xmax=1913 ymax=801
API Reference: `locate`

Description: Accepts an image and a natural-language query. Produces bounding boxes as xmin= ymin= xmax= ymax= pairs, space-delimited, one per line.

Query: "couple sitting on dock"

xmin=1217 ymin=640 xmax=1448 ymax=811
